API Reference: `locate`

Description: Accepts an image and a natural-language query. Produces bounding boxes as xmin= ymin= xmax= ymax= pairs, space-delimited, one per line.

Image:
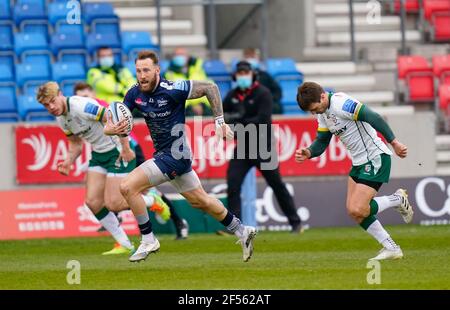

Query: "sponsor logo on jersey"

xmin=157 ymin=99 xmax=168 ymax=107
xmin=342 ymin=99 xmax=358 ymax=114
xmin=83 ymin=103 xmax=99 ymax=116
xmin=173 ymin=80 xmax=188 ymax=91
xmin=333 ymin=125 xmax=347 ymax=136
xmin=135 ymin=98 xmax=146 ymax=106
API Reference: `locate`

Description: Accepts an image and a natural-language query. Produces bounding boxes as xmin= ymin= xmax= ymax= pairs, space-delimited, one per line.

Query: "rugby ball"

xmin=108 ymin=102 xmax=133 ymax=137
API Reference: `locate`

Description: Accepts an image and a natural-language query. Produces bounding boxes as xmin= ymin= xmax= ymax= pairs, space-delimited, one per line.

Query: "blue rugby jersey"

xmin=123 ymin=79 xmax=192 ymax=155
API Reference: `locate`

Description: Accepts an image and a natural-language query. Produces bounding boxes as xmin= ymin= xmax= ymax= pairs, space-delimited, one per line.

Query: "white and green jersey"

xmin=57 ymin=96 xmax=120 ymax=153
xmin=317 ymin=92 xmax=392 ymax=166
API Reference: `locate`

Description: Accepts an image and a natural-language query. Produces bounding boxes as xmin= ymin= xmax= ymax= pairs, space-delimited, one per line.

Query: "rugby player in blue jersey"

xmin=104 ymin=51 xmax=257 ymax=262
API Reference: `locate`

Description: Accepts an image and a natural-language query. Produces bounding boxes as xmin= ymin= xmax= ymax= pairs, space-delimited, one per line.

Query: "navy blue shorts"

xmin=153 ymin=151 xmax=192 ymax=180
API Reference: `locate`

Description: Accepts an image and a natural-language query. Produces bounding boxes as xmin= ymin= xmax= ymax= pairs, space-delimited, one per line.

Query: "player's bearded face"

xmin=136 ymin=60 xmax=160 ymax=92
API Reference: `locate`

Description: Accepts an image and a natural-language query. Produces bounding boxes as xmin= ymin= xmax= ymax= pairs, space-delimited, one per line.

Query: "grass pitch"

xmin=0 ymin=225 xmax=449 ymax=290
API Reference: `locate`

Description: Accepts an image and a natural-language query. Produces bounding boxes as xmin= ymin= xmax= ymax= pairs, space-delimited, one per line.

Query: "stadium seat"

xmin=280 ymin=79 xmax=302 ymax=106
xmin=431 ymin=13 xmax=450 ymax=41
xmin=121 ymin=31 xmax=158 ymax=59
xmin=86 ymin=32 xmax=121 ymax=55
xmin=13 ymin=3 xmax=47 ymax=30
xmin=0 ymin=23 xmax=13 ymax=51
xmin=0 ymin=0 xmax=12 ymax=20
xmin=0 ymin=53 xmax=15 ymax=69
xmin=397 ymin=55 xmax=435 ymax=102
xmin=203 ymin=60 xmax=229 ymax=77
xmin=57 ymin=23 xmax=85 ymax=39
xmin=94 ymin=21 xmax=120 ymax=39
xmin=124 ymin=60 xmax=135 ymax=76
xmin=215 ymin=79 xmax=232 ymax=99
xmin=17 ymin=0 xmax=46 ymax=9
xmin=0 ymin=87 xmax=19 ymax=122
xmin=15 ymin=62 xmax=51 ymax=89
xmin=21 ymin=23 xmax=49 ymax=40
xmin=433 ymin=55 xmax=450 ymax=85
xmin=0 ymin=63 xmax=14 ymax=83
xmin=52 ymin=61 xmax=86 ymax=84
xmin=14 ymin=32 xmax=49 ymax=58
xmin=266 ymin=58 xmax=300 ymax=78
xmin=439 ymin=84 xmax=450 ymax=110
xmin=423 ymin=0 xmax=450 ymax=22
xmin=83 ymin=3 xmax=118 ymax=25
xmin=22 ymin=53 xmax=51 ymax=72
xmin=160 ymin=59 xmax=169 ymax=74
xmin=392 ymin=0 xmax=420 ymax=13
xmin=50 ymin=33 xmax=87 ymax=58
xmin=17 ymin=94 xmax=54 ymax=121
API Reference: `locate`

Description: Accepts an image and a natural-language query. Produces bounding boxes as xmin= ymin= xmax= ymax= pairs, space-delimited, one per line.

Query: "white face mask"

xmin=99 ymin=56 xmax=114 ymax=68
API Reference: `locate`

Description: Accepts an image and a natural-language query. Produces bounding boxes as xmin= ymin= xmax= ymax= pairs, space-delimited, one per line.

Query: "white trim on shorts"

xmin=139 ymin=158 xmax=201 ymax=193
xmin=107 ymin=172 xmax=129 ymax=178
xmin=88 ymin=166 xmax=107 ymax=174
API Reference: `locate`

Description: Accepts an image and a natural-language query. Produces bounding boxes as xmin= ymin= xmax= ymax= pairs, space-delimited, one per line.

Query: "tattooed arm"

xmin=188 ymin=80 xmax=223 ymax=118
xmin=188 ymin=80 xmax=234 ymax=139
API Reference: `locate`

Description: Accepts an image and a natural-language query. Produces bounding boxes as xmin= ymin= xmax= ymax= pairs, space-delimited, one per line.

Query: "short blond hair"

xmin=36 ymin=81 xmax=60 ymax=104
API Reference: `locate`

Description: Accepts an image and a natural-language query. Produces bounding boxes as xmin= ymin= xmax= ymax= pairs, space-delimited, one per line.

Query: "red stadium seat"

xmin=432 ymin=13 xmax=450 ymax=41
xmin=393 ymin=0 xmax=420 ymax=13
xmin=397 ymin=55 xmax=430 ymax=79
xmin=423 ymin=0 xmax=450 ymax=21
xmin=398 ymin=56 xmax=434 ymax=102
xmin=439 ymin=84 xmax=450 ymax=110
xmin=433 ymin=55 xmax=450 ymax=84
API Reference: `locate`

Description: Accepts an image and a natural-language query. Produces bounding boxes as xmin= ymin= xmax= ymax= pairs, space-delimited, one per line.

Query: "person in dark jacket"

xmin=243 ymin=47 xmax=283 ymax=114
xmin=223 ymin=61 xmax=302 ymax=233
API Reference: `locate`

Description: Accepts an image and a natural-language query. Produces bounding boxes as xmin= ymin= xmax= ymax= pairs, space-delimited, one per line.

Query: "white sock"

xmin=142 ymin=194 xmax=154 ymax=207
xmin=366 ymin=220 xmax=390 ymax=245
xmin=99 ymin=212 xmax=133 ymax=249
xmin=142 ymin=231 xmax=156 ymax=243
xmin=374 ymin=194 xmax=402 ymax=213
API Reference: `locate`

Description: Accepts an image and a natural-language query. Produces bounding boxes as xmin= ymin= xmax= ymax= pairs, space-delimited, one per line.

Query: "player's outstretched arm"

xmin=356 ymin=105 xmax=407 ymax=158
xmin=58 ymin=135 xmax=83 ymax=176
xmin=188 ymin=80 xmax=234 ymax=140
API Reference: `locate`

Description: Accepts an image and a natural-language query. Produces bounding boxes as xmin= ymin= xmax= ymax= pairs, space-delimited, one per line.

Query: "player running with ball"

xmin=104 ymin=51 xmax=257 ymax=263
xmin=296 ymin=82 xmax=414 ymax=260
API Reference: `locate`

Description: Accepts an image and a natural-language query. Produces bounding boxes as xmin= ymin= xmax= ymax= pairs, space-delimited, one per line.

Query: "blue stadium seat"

xmin=94 ymin=21 xmax=120 ymax=38
xmin=51 ymin=32 xmax=85 ymax=54
xmin=86 ymin=32 xmax=121 ymax=55
xmin=52 ymin=62 xmax=86 ymax=88
xmin=22 ymin=53 xmax=51 ymax=72
xmin=125 ymin=60 xmax=135 ymax=76
xmin=0 ymin=0 xmax=12 ymax=20
xmin=59 ymin=53 xmax=88 ymax=70
xmin=0 ymin=63 xmax=14 ymax=83
xmin=14 ymin=32 xmax=49 ymax=57
xmin=57 ymin=23 xmax=84 ymax=39
xmin=0 ymin=23 xmax=13 ymax=51
xmin=0 ymin=53 xmax=15 ymax=68
xmin=266 ymin=58 xmax=301 ymax=78
xmin=121 ymin=31 xmax=158 ymax=59
xmin=17 ymin=0 xmax=46 ymax=9
xmin=17 ymin=94 xmax=54 ymax=121
xmin=0 ymin=86 xmax=19 ymax=122
xmin=203 ymin=60 xmax=229 ymax=77
xmin=279 ymin=79 xmax=303 ymax=106
xmin=160 ymin=59 xmax=169 ymax=74
xmin=215 ymin=80 xmax=232 ymax=99
xmin=83 ymin=3 xmax=117 ymax=24
xmin=22 ymin=23 xmax=49 ymax=40
xmin=13 ymin=3 xmax=47 ymax=29
xmin=16 ymin=62 xmax=51 ymax=89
